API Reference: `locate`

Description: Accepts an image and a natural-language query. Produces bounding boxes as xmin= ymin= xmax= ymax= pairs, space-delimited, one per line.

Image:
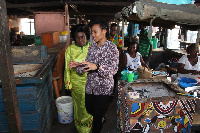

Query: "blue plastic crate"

xmin=0 ymin=68 xmax=53 ymax=132
xmin=0 ymin=96 xmax=52 ymax=132
xmin=0 ymin=114 xmax=8 ymax=123
xmin=23 ymin=100 xmax=53 ymax=132
xmin=0 ymin=70 xmax=52 ymax=101
xmin=0 ymin=89 xmax=2 ymax=100
xmin=0 ymin=85 xmax=47 ymax=113
xmin=22 ymin=104 xmax=53 ymax=133
xmin=0 ymin=70 xmax=52 ymax=112
xmin=0 ymin=84 xmax=43 ymax=101
xmin=21 ymin=96 xmax=49 ymax=122
xmin=0 ymin=123 xmax=9 ymax=132
xmin=0 ymin=89 xmax=49 ymax=123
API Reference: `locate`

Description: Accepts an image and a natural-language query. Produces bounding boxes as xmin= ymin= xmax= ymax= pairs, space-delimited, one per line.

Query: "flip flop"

xmin=102 ymin=117 xmax=106 ymax=124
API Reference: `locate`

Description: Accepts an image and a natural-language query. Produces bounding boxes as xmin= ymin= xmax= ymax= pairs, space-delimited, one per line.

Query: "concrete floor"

xmin=50 ymin=89 xmax=118 ymax=133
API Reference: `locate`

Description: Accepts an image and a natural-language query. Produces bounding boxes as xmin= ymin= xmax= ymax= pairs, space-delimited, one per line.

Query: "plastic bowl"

xmin=178 ymin=77 xmax=198 ymax=88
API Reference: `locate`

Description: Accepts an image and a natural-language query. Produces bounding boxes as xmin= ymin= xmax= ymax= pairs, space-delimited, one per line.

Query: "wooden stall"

xmin=118 ymin=79 xmax=198 ymax=132
xmin=48 ymin=43 xmax=67 ymax=92
xmin=0 ymin=47 xmax=57 ymax=132
xmin=116 ymin=0 xmax=200 ymax=132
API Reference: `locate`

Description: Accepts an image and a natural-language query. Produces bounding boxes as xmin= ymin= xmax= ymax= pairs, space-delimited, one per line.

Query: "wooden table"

xmin=48 ymin=43 xmax=66 ymax=91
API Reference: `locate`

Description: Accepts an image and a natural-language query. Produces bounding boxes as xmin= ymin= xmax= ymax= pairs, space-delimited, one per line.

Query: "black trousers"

xmin=85 ymin=93 xmax=110 ymax=133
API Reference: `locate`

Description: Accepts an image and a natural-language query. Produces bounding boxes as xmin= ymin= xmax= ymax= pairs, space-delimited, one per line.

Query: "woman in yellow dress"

xmin=64 ymin=24 xmax=93 ymax=133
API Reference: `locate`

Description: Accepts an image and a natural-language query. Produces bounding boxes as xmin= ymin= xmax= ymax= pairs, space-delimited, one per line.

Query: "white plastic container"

xmin=60 ymin=35 xmax=68 ymax=43
xmin=56 ymin=96 xmax=73 ymax=124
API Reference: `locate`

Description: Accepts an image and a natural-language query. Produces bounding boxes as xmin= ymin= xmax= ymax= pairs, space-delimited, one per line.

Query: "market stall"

xmin=0 ymin=46 xmax=57 ymax=133
xmin=115 ymin=0 xmax=200 ymax=132
xmin=117 ymin=79 xmax=198 ymax=132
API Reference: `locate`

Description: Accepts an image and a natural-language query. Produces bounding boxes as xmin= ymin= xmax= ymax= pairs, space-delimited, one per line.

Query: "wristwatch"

xmin=96 ymin=64 xmax=100 ymax=72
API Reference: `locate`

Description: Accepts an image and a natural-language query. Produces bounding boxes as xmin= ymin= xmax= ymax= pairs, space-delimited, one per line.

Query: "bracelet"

xmin=96 ymin=64 xmax=100 ymax=72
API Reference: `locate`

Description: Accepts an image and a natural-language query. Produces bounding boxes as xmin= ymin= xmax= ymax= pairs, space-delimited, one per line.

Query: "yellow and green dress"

xmin=64 ymin=42 xmax=93 ymax=133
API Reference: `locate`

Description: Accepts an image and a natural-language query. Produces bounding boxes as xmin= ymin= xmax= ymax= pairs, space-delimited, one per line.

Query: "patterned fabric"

xmin=109 ymin=34 xmax=123 ymax=48
xmin=126 ymin=52 xmax=141 ymax=71
xmin=64 ymin=42 xmax=93 ymax=133
xmin=76 ymin=40 xmax=119 ymax=95
xmin=139 ymin=30 xmax=151 ymax=57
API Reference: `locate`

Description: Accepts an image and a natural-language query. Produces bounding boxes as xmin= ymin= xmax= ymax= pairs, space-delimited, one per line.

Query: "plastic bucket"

xmin=60 ymin=35 xmax=68 ymax=43
xmin=34 ymin=36 xmax=42 ymax=45
xmin=121 ymin=71 xmax=127 ymax=80
xmin=127 ymin=72 xmax=134 ymax=82
xmin=152 ymin=38 xmax=158 ymax=49
xmin=133 ymin=72 xmax=139 ymax=80
xmin=56 ymin=96 xmax=73 ymax=124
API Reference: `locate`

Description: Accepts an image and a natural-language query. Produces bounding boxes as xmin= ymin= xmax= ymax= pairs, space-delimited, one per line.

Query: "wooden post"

xmin=196 ymin=29 xmax=200 ymax=50
xmin=132 ymin=23 xmax=135 ymax=38
xmin=122 ymin=19 xmax=125 ymax=47
xmin=164 ymin=28 xmax=168 ymax=50
xmin=0 ymin=0 xmax=23 ymax=133
xmin=65 ymin=4 xmax=70 ymax=49
xmin=117 ymin=20 xmax=119 ymax=45
xmin=148 ymin=17 xmax=156 ymax=39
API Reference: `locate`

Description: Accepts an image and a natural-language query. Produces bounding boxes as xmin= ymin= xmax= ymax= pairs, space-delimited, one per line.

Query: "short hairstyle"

xmin=71 ymin=24 xmax=90 ymax=41
xmin=89 ymin=19 xmax=109 ymax=39
xmin=89 ymin=19 xmax=108 ymax=30
xmin=111 ymin=23 xmax=117 ymax=27
xmin=186 ymin=43 xmax=196 ymax=54
xmin=127 ymin=37 xmax=139 ymax=52
xmin=129 ymin=37 xmax=139 ymax=45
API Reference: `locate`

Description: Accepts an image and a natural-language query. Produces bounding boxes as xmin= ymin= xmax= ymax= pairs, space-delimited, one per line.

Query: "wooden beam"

xmin=6 ymin=1 xmax=63 ymax=8
xmin=65 ymin=1 xmax=132 ymax=6
xmin=71 ymin=12 xmax=115 ymax=16
xmin=34 ymin=12 xmax=65 ymax=14
xmin=135 ymin=0 xmax=200 ymax=25
xmin=0 ymin=0 xmax=23 ymax=132
xmin=6 ymin=1 xmax=132 ymax=8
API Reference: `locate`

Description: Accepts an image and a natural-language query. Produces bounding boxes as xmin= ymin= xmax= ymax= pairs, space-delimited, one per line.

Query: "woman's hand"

xmin=69 ymin=60 xmax=81 ymax=70
xmin=192 ymin=70 xmax=200 ymax=75
xmin=81 ymin=61 xmax=98 ymax=72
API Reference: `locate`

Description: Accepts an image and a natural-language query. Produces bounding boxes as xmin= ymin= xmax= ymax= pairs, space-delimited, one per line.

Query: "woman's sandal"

xmin=102 ymin=117 xmax=106 ymax=124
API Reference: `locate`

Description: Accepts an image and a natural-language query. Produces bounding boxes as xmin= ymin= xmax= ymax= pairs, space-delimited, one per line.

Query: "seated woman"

xmin=177 ymin=43 xmax=200 ymax=77
xmin=122 ymin=39 xmax=149 ymax=71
